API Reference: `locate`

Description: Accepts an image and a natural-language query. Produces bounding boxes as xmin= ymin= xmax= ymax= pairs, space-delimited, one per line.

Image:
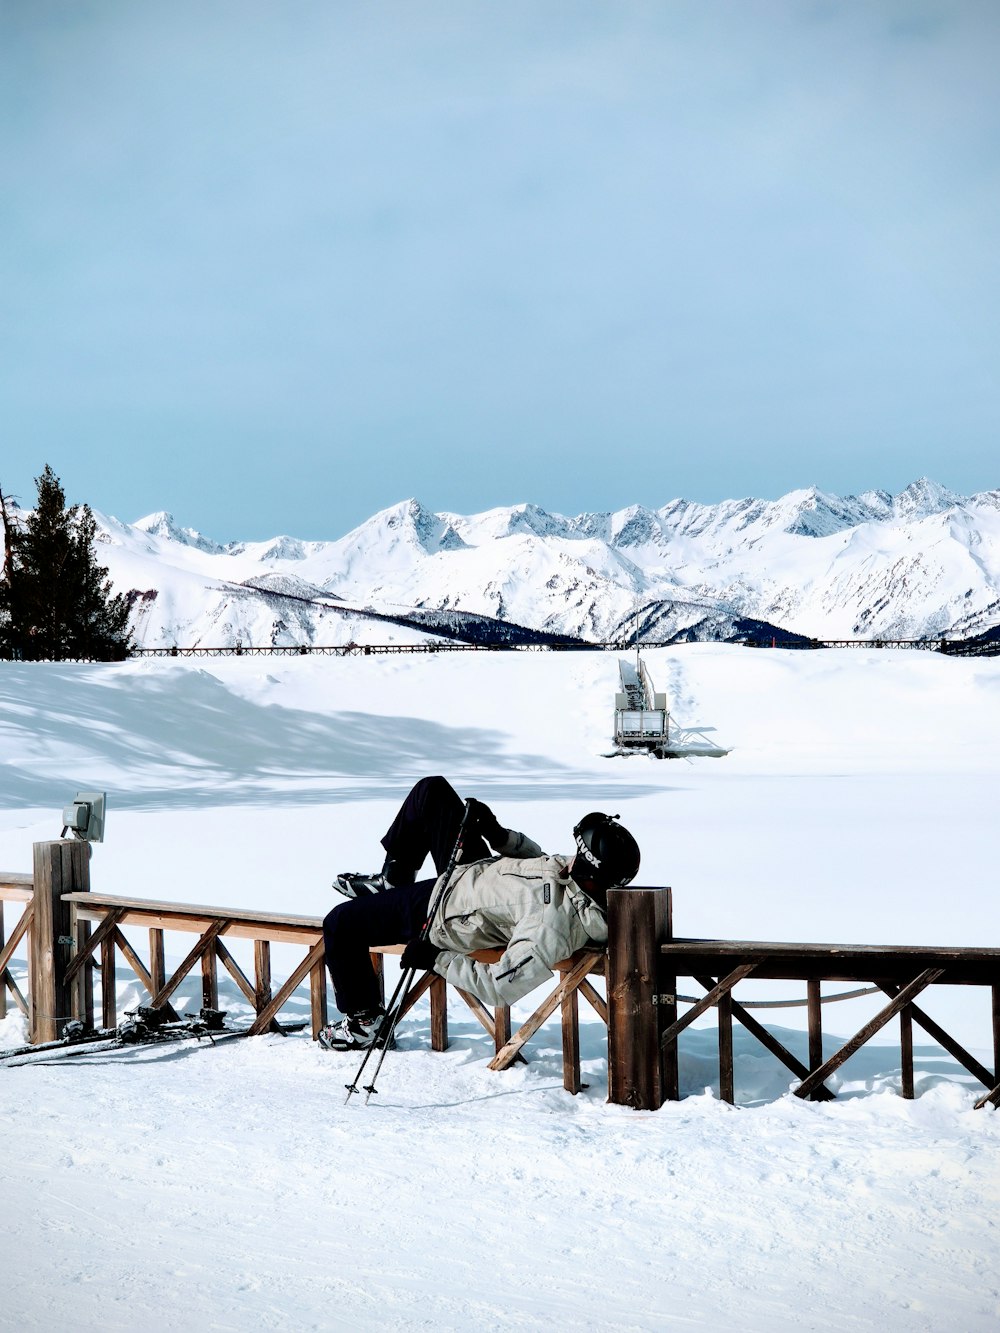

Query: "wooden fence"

xmin=1 ymin=842 xmax=670 ymax=1105
xmin=5 ymin=842 xmax=1000 ymax=1111
xmin=656 ymin=940 xmax=1000 ymax=1111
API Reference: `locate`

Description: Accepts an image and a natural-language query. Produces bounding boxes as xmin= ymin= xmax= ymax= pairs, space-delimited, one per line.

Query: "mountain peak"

xmin=134 ymin=511 xmax=224 ymax=554
xmin=347 ymin=499 xmax=469 ymax=556
xmin=893 ymin=478 xmax=960 ymax=519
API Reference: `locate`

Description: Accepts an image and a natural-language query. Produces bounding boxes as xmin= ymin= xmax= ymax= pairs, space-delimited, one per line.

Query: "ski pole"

xmin=361 ymin=797 xmax=472 ymax=1103
xmin=345 ymin=798 xmax=472 ymax=1105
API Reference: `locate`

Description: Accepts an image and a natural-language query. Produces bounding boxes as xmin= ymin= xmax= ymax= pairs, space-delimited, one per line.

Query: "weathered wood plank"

xmin=75 ymin=919 xmax=94 ymax=1027
xmin=0 ymin=897 xmax=30 ymax=1017
xmin=664 ymin=939 xmax=1000 ymax=960
xmin=718 ymin=990 xmax=734 ymax=1104
xmin=101 ymin=932 xmax=117 ymax=1029
xmin=0 ymin=888 xmax=33 ymax=909
xmin=430 ymin=976 xmax=448 ymax=1051
xmin=368 ymin=950 xmax=386 ymax=1011
xmin=807 ymin=979 xmax=822 ymax=1073
xmin=31 ymin=840 xmax=90 ymax=1042
xmin=149 ymin=928 xmax=166 ymax=996
xmin=201 ymin=943 xmax=219 ymax=1010
xmin=68 ymin=905 xmax=323 ymax=946
xmin=254 ymin=940 xmax=271 ymax=1013
xmin=62 ymin=891 xmax=324 ymax=931
xmin=493 ymin=1004 xmax=511 ymax=1052
xmin=562 ymin=984 xmax=582 ymax=1094
xmin=794 ymin=968 xmax=946 ymax=1101
xmin=310 ymin=957 xmax=328 ymax=1039
xmin=900 ymin=1004 xmax=914 ymax=1099
xmin=662 ymin=939 xmax=1000 ymax=986
xmin=0 ymin=878 xmax=34 ymax=900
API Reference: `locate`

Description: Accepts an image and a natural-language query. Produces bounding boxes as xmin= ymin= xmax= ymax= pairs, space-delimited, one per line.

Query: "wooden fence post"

xmin=606 ymin=885 xmax=673 ymax=1110
xmin=30 ymin=840 xmax=91 ymax=1043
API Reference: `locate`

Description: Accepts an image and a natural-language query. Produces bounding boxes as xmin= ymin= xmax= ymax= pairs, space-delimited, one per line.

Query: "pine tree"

xmin=0 ymin=465 xmax=133 ymax=661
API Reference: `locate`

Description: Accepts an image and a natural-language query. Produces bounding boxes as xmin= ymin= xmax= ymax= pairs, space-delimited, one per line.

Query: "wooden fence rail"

xmin=7 ymin=843 xmax=1000 ymax=1111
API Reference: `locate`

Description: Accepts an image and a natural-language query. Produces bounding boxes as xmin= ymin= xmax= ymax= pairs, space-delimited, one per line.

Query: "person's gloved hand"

xmin=467 ymin=798 xmax=507 ymax=850
xmin=400 ymin=938 xmax=441 ymax=972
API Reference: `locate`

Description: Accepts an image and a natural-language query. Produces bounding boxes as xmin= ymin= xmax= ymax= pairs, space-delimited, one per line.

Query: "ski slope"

xmin=1 ymin=645 xmax=999 ymax=1330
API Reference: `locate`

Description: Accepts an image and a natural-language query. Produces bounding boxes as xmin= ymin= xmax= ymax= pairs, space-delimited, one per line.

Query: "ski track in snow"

xmin=2 ymin=646 xmax=1000 ymax=1329
xmin=3 ymin=1022 xmax=999 ymax=1331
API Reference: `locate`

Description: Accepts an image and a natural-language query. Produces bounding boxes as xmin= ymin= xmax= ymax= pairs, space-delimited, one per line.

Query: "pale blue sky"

xmin=2 ymin=0 xmax=998 ymax=541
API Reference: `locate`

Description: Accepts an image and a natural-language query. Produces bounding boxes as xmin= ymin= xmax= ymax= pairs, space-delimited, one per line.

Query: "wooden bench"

xmin=53 ymin=891 xmax=610 ymax=1092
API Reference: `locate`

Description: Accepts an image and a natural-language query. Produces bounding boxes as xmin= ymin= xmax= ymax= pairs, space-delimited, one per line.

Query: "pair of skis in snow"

xmin=0 ymin=1005 xmax=306 ymax=1067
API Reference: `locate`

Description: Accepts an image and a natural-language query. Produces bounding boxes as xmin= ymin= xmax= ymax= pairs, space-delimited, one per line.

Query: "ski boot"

xmin=334 ymin=856 xmax=416 ymax=899
xmin=318 ymin=1009 xmax=386 ymax=1051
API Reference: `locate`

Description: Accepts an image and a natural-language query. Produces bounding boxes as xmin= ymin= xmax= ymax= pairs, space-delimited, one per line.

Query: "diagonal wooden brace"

xmin=694 ymin=974 xmax=835 ymax=1102
xmin=578 ymin=977 xmax=608 ymax=1025
xmin=214 ymin=938 xmax=286 ymax=1033
xmin=878 ymin=982 xmax=995 ymax=1090
xmin=214 ymin=938 xmax=258 ymax=1008
xmin=0 ymin=906 xmax=30 ymax=1015
xmin=658 ymin=964 xmax=758 ymax=1049
xmin=489 ymin=952 xmax=599 ymax=1072
xmin=112 ymin=927 xmax=181 ymax=1021
xmin=794 ymin=967 xmax=946 ymax=1101
xmin=150 ymin=919 xmax=230 ymax=1010
xmin=248 ymin=940 xmax=325 ymax=1035
xmin=397 ymin=968 xmax=436 ymax=1019
xmin=63 ymin=908 xmax=123 ymax=985
xmin=0 ymin=903 xmax=33 ymax=987
xmin=974 ymin=1083 xmax=1000 ymax=1111
xmin=452 ymin=986 xmax=497 ymax=1041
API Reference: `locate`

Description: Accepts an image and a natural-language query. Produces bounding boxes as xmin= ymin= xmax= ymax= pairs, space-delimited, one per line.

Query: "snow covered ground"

xmin=2 ymin=645 xmax=999 ymax=1330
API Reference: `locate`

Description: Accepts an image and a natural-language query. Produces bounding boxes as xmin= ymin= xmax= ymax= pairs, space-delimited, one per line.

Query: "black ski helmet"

xmin=572 ymin=812 xmax=640 ymax=889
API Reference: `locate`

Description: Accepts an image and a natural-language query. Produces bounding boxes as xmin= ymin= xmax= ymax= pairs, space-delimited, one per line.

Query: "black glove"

xmin=467 ymin=798 xmax=507 ymax=850
xmin=400 ymin=938 xmax=441 ymax=972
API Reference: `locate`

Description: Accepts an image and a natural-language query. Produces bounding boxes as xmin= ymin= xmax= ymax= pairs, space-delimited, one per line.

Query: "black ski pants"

xmin=323 ymin=776 xmax=488 ymax=1016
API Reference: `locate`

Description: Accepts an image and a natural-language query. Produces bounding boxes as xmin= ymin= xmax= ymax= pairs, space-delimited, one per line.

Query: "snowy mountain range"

xmin=75 ymin=479 xmax=1000 ymax=649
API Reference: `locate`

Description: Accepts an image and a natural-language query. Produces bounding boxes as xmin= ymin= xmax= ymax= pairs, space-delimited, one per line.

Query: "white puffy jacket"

xmin=426 ymin=829 xmax=608 ymax=1006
